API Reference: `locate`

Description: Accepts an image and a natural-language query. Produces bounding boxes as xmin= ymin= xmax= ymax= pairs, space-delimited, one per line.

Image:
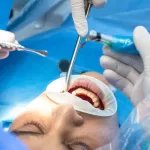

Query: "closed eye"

xmin=12 ymin=130 xmax=41 ymax=135
xmin=68 ymin=141 xmax=91 ymax=150
xmin=12 ymin=121 xmax=44 ymax=135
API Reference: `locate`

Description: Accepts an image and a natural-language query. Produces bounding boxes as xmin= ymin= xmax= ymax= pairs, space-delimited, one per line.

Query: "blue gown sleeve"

xmin=0 ymin=127 xmax=28 ymax=150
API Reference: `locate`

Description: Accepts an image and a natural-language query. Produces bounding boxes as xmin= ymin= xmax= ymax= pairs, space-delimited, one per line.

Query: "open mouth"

xmin=46 ymin=75 xmax=117 ymax=116
xmin=68 ymin=78 xmax=105 ymax=110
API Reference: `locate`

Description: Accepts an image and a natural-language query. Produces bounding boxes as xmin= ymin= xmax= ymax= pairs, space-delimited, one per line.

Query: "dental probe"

xmin=65 ymin=2 xmax=92 ymax=91
xmin=0 ymin=41 xmax=48 ymax=57
xmin=80 ymin=30 xmax=138 ymax=54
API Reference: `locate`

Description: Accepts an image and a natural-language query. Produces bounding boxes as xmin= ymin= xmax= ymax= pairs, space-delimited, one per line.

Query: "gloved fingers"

xmin=92 ymin=0 xmax=107 ymax=7
xmin=0 ymin=47 xmax=14 ymax=52
xmin=133 ymin=26 xmax=150 ymax=76
xmin=102 ymin=46 xmax=143 ymax=73
xmin=14 ymin=40 xmax=19 ymax=44
xmin=130 ymin=73 xmax=145 ymax=106
xmin=0 ymin=31 xmax=16 ymax=59
xmin=133 ymin=26 xmax=150 ymax=58
xmin=0 ymin=52 xmax=9 ymax=59
xmin=71 ymin=0 xmax=88 ymax=37
xmin=100 ymin=56 xmax=139 ymax=84
xmin=103 ymin=70 xmax=133 ymax=98
xmin=0 ymin=30 xmax=15 ymax=42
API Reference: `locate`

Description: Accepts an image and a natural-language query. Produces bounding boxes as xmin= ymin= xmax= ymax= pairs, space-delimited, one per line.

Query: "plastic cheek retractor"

xmin=46 ymin=75 xmax=117 ymax=117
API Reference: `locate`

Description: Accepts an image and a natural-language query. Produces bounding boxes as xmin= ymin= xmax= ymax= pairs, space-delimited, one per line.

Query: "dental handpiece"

xmin=81 ymin=30 xmax=139 ymax=54
xmin=0 ymin=41 xmax=48 ymax=57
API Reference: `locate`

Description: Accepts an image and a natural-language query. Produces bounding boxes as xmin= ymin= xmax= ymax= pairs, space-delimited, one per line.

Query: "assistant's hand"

xmin=100 ymin=26 xmax=150 ymax=106
xmin=0 ymin=30 xmax=16 ymax=59
xmin=71 ymin=0 xmax=107 ymax=37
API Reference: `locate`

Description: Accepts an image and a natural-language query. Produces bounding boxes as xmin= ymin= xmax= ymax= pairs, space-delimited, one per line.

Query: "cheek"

xmin=79 ymin=122 xmax=108 ymax=147
xmin=83 ymin=120 xmax=103 ymax=135
xmin=18 ymin=136 xmax=43 ymax=150
xmin=81 ymin=118 xmax=105 ymax=138
xmin=83 ymin=117 xmax=118 ymax=146
xmin=26 ymin=95 xmax=58 ymax=116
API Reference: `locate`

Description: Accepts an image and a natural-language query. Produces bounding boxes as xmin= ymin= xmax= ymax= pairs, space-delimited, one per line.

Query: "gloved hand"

xmin=71 ymin=0 xmax=107 ymax=37
xmin=0 ymin=30 xmax=15 ymax=59
xmin=100 ymin=26 xmax=150 ymax=106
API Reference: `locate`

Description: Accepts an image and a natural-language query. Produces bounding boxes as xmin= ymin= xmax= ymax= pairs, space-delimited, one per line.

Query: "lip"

xmin=69 ymin=78 xmax=104 ymax=100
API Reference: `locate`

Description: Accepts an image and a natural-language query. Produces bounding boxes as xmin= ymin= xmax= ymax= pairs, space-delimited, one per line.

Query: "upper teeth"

xmin=71 ymin=88 xmax=100 ymax=108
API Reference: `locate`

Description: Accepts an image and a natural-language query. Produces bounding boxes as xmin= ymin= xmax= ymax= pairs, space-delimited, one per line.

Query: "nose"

xmin=51 ymin=104 xmax=84 ymax=134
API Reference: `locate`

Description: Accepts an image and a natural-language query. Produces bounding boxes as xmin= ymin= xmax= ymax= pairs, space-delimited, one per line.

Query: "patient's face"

xmin=10 ymin=72 xmax=118 ymax=150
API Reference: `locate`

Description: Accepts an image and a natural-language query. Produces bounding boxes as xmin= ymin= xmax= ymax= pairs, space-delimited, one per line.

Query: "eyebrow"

xmin=10 ymin=112 xmax=47 ymax=131
xmin=11 ymin=122 xmax=45 ymax=136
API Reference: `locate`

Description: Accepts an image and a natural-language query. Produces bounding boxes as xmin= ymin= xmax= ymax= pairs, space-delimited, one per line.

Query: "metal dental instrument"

xmin=80 ymin=30 xmax=139 ymax=54
xmin=0 ymin=41 xmax=48 ymax=57
xmin=65 ymin=2 xmax=92 ymax=91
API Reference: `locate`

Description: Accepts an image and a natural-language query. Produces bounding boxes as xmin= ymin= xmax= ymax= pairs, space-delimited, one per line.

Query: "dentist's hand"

xmin=0 ymin=30 xmax=15 ymax=59
xmin=71 ymin=0 xmax=107 ymax=37
xmin=100 ymin=26 xmax=150 ymax=106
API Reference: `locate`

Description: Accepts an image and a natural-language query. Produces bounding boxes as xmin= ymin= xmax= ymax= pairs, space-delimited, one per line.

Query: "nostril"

xmin=62 ymin=104 xmax=84 ymax=126
xmin=57 ymin=104 xmax=84 ymax=126
xmin=74 ymin=114 xmax=84 ymax=126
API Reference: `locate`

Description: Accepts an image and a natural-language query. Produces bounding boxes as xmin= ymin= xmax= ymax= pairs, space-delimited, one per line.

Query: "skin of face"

xmin=10 ymin=72 xmax=119 ymax=150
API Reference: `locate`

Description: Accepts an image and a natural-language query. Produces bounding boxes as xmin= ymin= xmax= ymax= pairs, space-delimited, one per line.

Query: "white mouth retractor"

xmin=46 ymin=75 xmax=117 ymax=117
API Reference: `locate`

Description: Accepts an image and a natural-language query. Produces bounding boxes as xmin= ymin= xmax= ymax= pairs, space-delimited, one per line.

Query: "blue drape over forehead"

xmin=0 ymin=1 xmax=13 ymax=29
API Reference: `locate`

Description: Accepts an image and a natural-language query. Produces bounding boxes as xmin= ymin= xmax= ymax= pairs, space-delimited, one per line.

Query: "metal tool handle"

xmin=0 ymin=41 xmax=48 ymax=57
xmin=18 ymin=48 xmax=48 ymax=57
xmin=65 ymin=3 xmax=92 ymax=91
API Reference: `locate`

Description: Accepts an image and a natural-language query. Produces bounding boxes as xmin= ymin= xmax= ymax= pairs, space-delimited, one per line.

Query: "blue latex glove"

xmin=0 ymin=127 xmax=27 ymax=150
